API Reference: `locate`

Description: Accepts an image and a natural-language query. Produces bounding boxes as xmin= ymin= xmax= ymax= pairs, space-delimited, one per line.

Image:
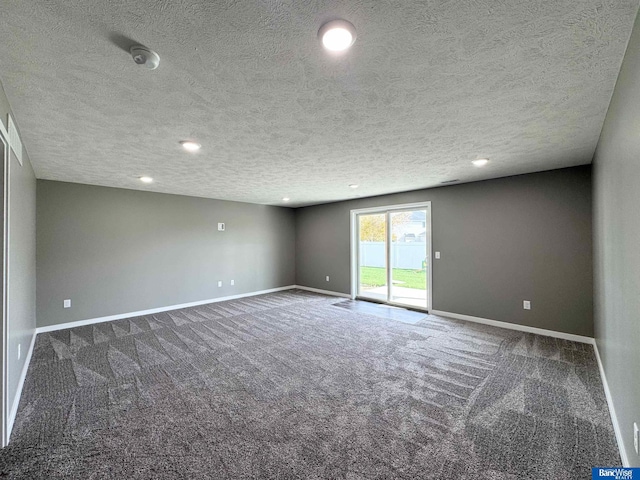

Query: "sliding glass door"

xmin=390 ymin=210 xmax=428 ymax=308
xmin=353 ymin=203 xmax=431 ymax=310
xmin=357 ymin=213 xmax=388 ymax=303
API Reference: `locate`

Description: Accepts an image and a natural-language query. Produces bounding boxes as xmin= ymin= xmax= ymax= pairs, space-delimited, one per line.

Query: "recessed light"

xmin=139 ymin=176 xmax=153 ymax=183
xmin=318 ymin=20 xmax=357 ymax=52
xmin=180 ymin=141 xmax=201 ymax=152
xmin=282 ymin=197 xmax=290 ymax=202
xmin=472 ymin=158 xmax=489 ymax=167
xmin=349 ymin=184 xmax=359 ymax=189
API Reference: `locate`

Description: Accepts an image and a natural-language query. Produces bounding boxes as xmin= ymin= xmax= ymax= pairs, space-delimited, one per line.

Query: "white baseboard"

xmin=7 ymin=329 xmax=36 ymax=442
xmin=293 ymin=285 xmax=351 ymax=298
xmin=593 ymin=341 xmax=629 ymax=467
xmin=35 ymin=285 xmax=297 ymax=334
xmin=430 ymin=310 xmax=595 ymax=345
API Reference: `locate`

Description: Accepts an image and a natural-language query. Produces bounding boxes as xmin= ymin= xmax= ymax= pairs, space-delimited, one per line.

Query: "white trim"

xmin=386 ymin=210 xmax=391 ymax=301
xmin=350 ymin=211 xmax=357 ymax=300
xmin=430 ymin=309 xmax=595 ymax=344
xmin=6 ymin=330 xmax=35 ymax=441
xmin=350 ymin=201 xmax=435 ymax=215
xmin=0 ymin=126 xmax=8 ymax=447
xmin=293 ymin=285 xmax=351 ymax=298
xmin=0 ymin=118 xmax=7 ymax=139
xmin=7 ymin=114 xmax=22 ymax=166
xmin=36 ymin=286 xmax=297 ymax=334
xmin=593 ymin=341 xmax=629 ymax=467
xmin=426 ymin=207 xmax=433 ymax=311
xmin=7 ymin=116 xmax=22 ymax=167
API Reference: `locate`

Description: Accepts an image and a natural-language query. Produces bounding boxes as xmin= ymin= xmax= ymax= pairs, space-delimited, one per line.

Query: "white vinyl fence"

xmin=359 ymin=242 xmax=427 ymax=270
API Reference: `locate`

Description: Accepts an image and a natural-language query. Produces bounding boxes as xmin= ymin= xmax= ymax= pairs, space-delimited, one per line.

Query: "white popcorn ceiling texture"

xmin=0 ymin=0 xmax=637 ymax=206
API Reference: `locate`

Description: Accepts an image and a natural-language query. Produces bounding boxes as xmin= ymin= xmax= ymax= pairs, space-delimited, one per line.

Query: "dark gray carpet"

xmin=0 ymin=290 xmax=619 ymax=479
xmin=334 ymin=299 xmax=428 ymax=324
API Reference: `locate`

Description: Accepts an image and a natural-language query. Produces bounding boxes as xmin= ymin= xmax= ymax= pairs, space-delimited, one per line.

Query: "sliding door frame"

xmin=350 ymin=201 xmax=432 ymax=311
xmin=0 ymin=121 xmax=8 ymax=447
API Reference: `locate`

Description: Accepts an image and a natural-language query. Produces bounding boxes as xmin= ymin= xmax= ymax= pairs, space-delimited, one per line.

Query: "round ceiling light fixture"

xmin=180 ymin=141 xmax=202 ymax=152
xmin=472 ymin=158 xmax=489 ymax=167
xmin=349 ymin=184 xmax=359 ymax=189
xmin=318 ymin=19 xmax=357 ymax=52
xmin=139 ymin=176 xmax=154 ymax=183
xmin=130 ymin=45 xmax=160 ymax=70
xmin=282 ymin=197 xmax=290 ymax=202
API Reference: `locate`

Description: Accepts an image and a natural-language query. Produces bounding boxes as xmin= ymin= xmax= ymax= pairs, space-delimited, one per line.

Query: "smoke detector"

xmin=130 ymin=45 xmax=160 ymax=70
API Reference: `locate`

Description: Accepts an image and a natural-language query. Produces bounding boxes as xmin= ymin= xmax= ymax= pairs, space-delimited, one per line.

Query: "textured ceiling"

xmin=0 ymin=1 xmax=637 ymax=206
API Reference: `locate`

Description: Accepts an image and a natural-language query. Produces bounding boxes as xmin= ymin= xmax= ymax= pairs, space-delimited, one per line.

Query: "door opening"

xmin=351 ymin=202 xmax=432 ymax=311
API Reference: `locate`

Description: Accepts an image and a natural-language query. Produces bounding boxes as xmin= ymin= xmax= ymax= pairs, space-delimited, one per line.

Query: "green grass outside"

xmin=360 ymin=267 xmax=426 ymax=290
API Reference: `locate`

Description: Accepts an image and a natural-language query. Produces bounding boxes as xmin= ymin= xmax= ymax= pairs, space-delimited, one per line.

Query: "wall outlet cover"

xmin=523 ymin=300 xmax=531 ymax=310
xmin=230 ymin=280 xmax=235 ymax=286
xmin=64 ymin=299 xmax=71 ymax=308
xmin=326 ymin=276 xmax=330 ymax=282
xmin=217 ymin=281 xmax=222 ymax=287
xmin=435 ymin=251 xmax=441 ymax=259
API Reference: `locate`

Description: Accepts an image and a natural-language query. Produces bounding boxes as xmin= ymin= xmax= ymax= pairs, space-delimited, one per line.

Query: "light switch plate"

xmin=435 ymin=252 xmax=441 ymax=259
xmin=217 ymin=281 xmax=222 ymax=287
xmin=218 ymin=223 xmax=225 ymax=231
xmin=64 ymin=299 xmax=71 ymax=308
xmin=523 ymin=300 xmax=531 ymax=310
xmin=634 ymin=422 xmax=639 ymax=455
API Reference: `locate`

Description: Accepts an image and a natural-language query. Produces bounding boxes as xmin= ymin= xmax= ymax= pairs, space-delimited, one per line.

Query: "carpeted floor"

xmin=0 ymin=290 xmax=619 ymax=479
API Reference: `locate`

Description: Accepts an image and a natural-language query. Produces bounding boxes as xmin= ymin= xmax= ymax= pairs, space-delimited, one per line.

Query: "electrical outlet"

xmin=17 ymin=344 xmax=21 ymax=360
xmin=326 ymin=276 xmax=330 ymax=282
xmin=217 ymin=281 xmax=222 ymax=287
xmin=435 ymin=251 xmax=441 ymax=259
xmin=634 ymin=422 xmax=639 ymax=455
xmin=230 ymin=280 xmax=235 ymax=286
xmin=523 ymin=300 xmax=531 ymax=310
xmin=64 ymin=299 xmax=71 ymax=308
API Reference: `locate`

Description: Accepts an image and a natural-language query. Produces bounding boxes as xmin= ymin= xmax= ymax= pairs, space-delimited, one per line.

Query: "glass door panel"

xmin=390 ymin=210 xmax=428 ymax=308
xmin=358 ymin=213 xmax=387 ymax=302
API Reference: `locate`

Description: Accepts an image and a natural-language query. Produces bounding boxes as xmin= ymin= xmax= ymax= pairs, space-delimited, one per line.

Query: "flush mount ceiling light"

xmin=139 ymin=176 xmax=153 ymax=183
xmin=472 ymin=158 xmax=489 ymax=167
xmin=180 ymin=141 xmax=201 ymax=152
xmin=130 ymin=45 xmax=160 ymax=70
xmin=349 ymin=184 xmax=359 ymax=189
xmin=318 ymin=19 xmax=357 ymax=52
xmin=282 ymin=197 xmax=290 ymax=202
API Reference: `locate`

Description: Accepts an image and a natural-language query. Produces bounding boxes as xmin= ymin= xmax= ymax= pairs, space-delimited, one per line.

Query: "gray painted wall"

xmin=37 ymin=181 xmax=296 ymax=328
xmin=296 ymin=166 xmax=593 ymax=337
xmin=0 ymin=80 xmax=37 ymax=430
xmin=593 ymin=9 xmax=640 ymax=467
